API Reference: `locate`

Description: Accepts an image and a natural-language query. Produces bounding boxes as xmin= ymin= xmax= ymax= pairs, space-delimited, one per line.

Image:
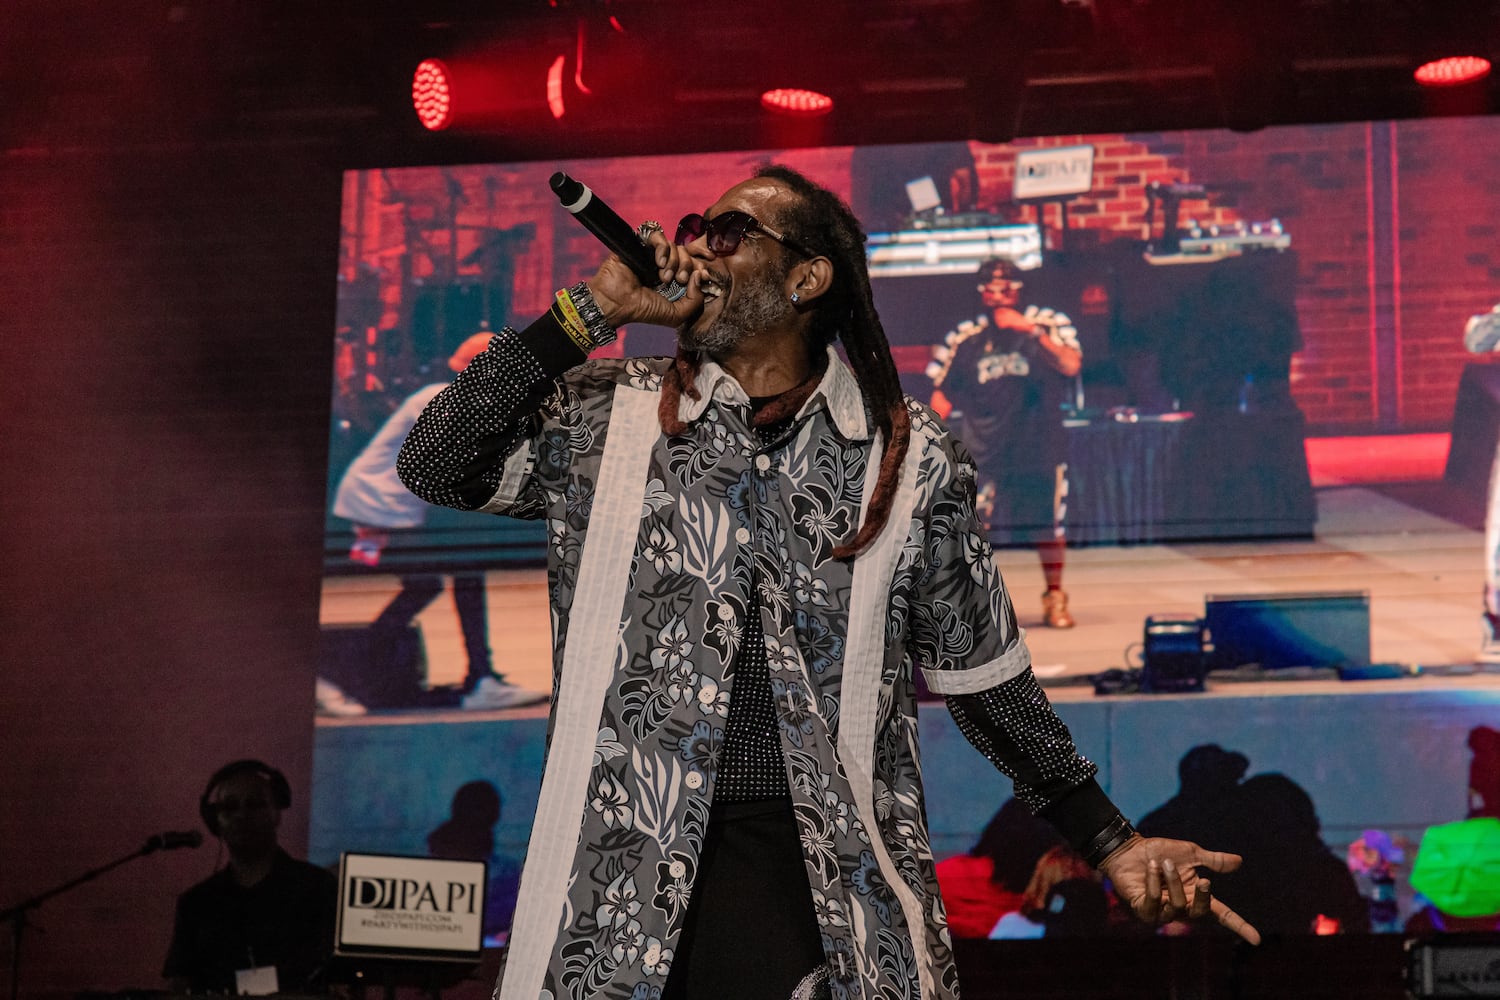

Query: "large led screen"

xmin=313 ymin=123 xmax=1500 ymax=945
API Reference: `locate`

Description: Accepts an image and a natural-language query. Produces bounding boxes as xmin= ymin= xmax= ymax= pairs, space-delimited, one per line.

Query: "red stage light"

xmin=760 ymin=88 xmax=834 ymax=117
xmin=1414 ymin=55 xmax=1492 ymax=87
xmin=412 ymin=59 xmax=454 ymax=131
xmin=546 ymin=55 xmax=568 ymax=119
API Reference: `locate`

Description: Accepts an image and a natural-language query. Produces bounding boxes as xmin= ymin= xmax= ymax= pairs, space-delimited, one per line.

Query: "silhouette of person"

xmin=1140 ymin=751 xmax=1367 ymax=936
xmin=426 ymin=780 xmax=522 ymax=940
xmin=1225 ymin=773 xmax=1369 ymax=936
xmin=1137 ymin=744 xmax=1249 ymax=850
xmin=934 ymin=797 xmax=1066 ymax=938
xmin=163 ymin=760 xmax=337 ymax=993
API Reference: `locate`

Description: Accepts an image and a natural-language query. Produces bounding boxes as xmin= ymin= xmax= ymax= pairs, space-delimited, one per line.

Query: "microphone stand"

xmin=0 ymin=835 xmax=178 ymax=1000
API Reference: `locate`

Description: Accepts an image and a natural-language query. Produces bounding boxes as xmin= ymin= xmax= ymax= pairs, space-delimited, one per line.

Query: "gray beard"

xmin=679 ymin=268 xmax=791 ymax=356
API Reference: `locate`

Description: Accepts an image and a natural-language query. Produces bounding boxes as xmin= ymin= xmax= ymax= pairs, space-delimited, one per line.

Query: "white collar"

xmin=678 ymin=345 xmax=871 ymax=441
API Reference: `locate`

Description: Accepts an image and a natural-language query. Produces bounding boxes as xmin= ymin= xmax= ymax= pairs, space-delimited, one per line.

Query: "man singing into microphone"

xmin=398 ymin=166 xmax=1258 ymax=1000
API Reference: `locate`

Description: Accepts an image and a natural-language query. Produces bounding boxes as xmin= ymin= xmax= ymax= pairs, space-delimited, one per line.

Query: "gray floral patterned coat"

xmin=398 ymin=328 xmax=1100 ymax=1000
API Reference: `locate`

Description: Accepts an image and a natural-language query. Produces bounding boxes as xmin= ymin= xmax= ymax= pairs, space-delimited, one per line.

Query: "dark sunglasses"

xmin=674 ymin=211 xmax=815 ymax=259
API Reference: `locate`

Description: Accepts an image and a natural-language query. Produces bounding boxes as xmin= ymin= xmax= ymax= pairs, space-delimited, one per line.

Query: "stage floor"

xmin=1020 ymin=481 xmax=1484 ymax=682
xmin=311 ymin=479 xmax=1500 ymax=902
xmin=317 ymin=482 xmax=1491 ymax=706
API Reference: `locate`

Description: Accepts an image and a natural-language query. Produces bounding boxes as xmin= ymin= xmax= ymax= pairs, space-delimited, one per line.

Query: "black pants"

xmin=370 ymin=573 xmax=491 ymax=684
xmin=661 ymin=798 xmax=825 ymax=1000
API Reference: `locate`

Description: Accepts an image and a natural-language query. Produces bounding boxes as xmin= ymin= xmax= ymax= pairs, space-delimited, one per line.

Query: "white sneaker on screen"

xmin=316 ymin=677 xmax=368 ymax=717
xmin=462 ymin=676 xmax=550 ymax=710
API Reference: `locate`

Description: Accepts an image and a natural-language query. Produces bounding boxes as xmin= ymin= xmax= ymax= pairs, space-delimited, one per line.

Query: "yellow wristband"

xmin=550 ymin=301 xmax=593 ymax=353
xmin=555 ymin=290 xmax=589 ymax=338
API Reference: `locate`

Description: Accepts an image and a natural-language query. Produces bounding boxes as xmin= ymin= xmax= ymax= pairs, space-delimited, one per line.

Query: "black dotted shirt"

xmin=715 ymin=414 xmax=795 ymax=802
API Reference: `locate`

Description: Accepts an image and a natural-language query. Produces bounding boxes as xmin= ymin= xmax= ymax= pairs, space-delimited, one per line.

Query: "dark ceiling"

xmin=3 ymin=0 xmax=1498 ymax=163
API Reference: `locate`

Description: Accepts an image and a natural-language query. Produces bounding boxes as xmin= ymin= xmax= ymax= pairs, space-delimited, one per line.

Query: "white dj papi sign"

xmin=1012 ymin=144 xmax=1096 ymax=202
xmin=336 ymin=852 xmax=488 ymax=962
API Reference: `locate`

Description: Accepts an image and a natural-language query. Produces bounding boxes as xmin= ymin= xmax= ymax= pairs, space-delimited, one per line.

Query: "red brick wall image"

xmin=967 ymin=122 xmax=1500 ymax=430
xmin=976 ymin=133 xmax=1247 ymax=239
xmin=336 ymin=121 xmax=1500 ymax=434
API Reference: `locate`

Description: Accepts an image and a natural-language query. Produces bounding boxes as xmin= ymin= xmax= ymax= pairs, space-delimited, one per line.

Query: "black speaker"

xmin=1141 ymin=616 xmax=1208 ymax=693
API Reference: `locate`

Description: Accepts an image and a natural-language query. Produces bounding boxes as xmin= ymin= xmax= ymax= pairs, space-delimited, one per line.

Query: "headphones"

xmin=198 ymin=759 xmax=292 ymax=837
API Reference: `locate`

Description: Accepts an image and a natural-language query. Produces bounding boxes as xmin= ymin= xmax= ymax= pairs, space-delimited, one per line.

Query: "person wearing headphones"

xmin=163 ymin=760 xmax=337 ymax=994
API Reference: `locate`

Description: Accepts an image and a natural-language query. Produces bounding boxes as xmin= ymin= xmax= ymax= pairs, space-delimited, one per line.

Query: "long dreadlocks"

xmin=656 ymin=163 xmax=912 ymax=561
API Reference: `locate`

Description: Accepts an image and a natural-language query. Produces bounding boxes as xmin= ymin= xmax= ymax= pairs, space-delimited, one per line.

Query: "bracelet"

xmin=1082 ymin=813 xmax=1138 ymax=868
xmin=550 ymin=300 xmax=594 ymax=354
xmin=567 ymin=281 xmax=618 ymax=347
xmin=554 ymin=288 xmax=588 ymax=334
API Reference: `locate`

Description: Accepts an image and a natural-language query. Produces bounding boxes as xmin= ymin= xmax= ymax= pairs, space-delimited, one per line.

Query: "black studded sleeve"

xmin=396 ymin=308 xmax=589 ymax=511
xmin=945 ymin=679 xmax=1120 ymax=852
xmin=944 ymin=672 xmax=1096 ymax=812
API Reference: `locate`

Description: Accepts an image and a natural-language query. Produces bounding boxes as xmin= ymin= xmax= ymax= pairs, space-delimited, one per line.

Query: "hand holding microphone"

xmin=549 ymin=173 xmax=705 ymax=330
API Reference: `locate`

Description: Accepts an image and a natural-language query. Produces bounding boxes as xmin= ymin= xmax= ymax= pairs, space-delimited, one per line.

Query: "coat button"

xmin=755 ymin=454 xmax=771 ymax=472
xmin=735 ymin=527 xmax=751 ymax=544
xmin=685 ymin=771 xmax=704 ymax=790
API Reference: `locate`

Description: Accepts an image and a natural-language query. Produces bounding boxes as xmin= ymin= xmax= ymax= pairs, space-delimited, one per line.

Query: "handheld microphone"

xmin=549 ymin=172 xmax=686 ymax=302
xmin=143 ymin=830 xmax=204 ymax=854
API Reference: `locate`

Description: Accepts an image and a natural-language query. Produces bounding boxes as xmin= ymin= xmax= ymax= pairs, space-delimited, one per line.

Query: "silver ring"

xmin=636 ymin=219 xmax=664 ymax=244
